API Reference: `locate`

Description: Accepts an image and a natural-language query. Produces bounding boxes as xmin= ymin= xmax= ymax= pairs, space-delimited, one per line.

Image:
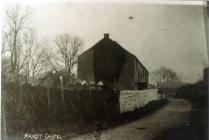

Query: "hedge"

xmin=2 ymin=82 xmax=120 ymax=135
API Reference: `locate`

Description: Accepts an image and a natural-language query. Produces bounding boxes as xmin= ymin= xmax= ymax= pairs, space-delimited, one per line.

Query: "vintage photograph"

xmin=1 ymin=1 xmax=209 ymax=140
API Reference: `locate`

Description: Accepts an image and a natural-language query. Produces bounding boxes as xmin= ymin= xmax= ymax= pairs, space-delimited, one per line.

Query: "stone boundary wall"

xmin=120 ymin=89 xmax=160 ymax=113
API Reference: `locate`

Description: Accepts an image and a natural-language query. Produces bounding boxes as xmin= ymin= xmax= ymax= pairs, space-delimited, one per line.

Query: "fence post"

xmin=60 ymin=76 xmax=64 ymax=104
xmin=47 ymin=86 xmax=50 ymax=109
xmin=18 ymin=75 xmax=24 ymax=140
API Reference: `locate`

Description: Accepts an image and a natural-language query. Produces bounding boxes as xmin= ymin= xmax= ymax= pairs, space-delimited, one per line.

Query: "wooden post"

xmin=47 ymin=86 xmax=50 ymax=109
xmin=19 ymin=75 xmax=24 ymax=140
xmin=60 ymin=76 xmax=64 ymax=104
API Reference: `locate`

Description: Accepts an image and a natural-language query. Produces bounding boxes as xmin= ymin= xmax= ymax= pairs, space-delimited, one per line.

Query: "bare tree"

xmin=2 ymin=5 xmax=31 ymax=75
xmin=1 ymin=31 xmax=10 ymax=73
xmin=151 ymin=66 xmax=180 ymax=83
xmin=21 ymin=31 xmax=49 ymax=82
xmin=53 ymin=34 xmax=83 ymax=82
xmin=2 ymin=5 xmax=52 ymax=84
xmin=1 ymin=31 xmax=9 ymax=55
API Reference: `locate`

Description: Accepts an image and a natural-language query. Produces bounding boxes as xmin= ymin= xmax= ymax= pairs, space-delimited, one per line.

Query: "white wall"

xmin=120 ymin=89 xmax=160 ymax=113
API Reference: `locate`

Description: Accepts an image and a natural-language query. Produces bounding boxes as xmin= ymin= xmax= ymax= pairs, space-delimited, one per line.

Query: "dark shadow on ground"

xmin=153 ymin=124 xmax=198 ymax=140
xmin=119 ymin=99 xmax=168 ymax=124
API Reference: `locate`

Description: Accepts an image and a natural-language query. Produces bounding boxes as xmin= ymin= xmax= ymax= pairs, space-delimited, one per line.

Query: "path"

xmin=65 ymin=98 xmax=192 ymax=140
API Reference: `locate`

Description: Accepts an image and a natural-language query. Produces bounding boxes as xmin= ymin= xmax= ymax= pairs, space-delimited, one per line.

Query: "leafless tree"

xmin=151 ymin=66 xmax=180 ymax=83
xmin=53 ymin=34 xmax=83 ymax=81
xmin=2 ymin=5 xmax=31 ymax=75
xmin=2 ymin=5 xmax=52 ymax=84
xmin=1 ymin=31 xmax=9 ymax=55
xmin=21 ymin=31 xmax=49 ymax=82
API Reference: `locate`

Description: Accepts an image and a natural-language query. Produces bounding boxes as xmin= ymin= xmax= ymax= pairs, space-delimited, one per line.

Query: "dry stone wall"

xmin=120 ymin=89 xmax=160 ymax=113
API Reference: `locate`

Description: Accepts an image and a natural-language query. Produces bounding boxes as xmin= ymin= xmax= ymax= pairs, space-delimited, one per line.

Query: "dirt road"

xmin=65 ymin=99 xmax=192 ymax=140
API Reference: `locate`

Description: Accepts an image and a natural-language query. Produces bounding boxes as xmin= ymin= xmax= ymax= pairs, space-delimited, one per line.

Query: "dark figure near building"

xmin=77 ymin=34 xmax=149 ymax=90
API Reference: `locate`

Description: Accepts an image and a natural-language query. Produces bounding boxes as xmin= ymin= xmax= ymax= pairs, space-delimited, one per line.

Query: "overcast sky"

xmin=2 ymin=2 xmax=209 ymax=83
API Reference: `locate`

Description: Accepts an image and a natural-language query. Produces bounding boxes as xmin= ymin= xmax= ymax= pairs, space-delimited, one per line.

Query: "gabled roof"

xmin=79 ymin=35 xmax=149 ymax=72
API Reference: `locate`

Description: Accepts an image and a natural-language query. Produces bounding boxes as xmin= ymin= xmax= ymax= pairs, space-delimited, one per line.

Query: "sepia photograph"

xmin=1 ymin=0 xmax=209 ymax=140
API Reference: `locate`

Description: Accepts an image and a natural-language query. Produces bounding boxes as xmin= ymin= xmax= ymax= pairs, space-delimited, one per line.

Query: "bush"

xmin=175 ymin=81 xmax=208 ymax=109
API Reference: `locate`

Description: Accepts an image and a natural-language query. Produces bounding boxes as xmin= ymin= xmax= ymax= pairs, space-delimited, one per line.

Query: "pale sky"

xmin=2 ymin=2 xmax=209 ymax=83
